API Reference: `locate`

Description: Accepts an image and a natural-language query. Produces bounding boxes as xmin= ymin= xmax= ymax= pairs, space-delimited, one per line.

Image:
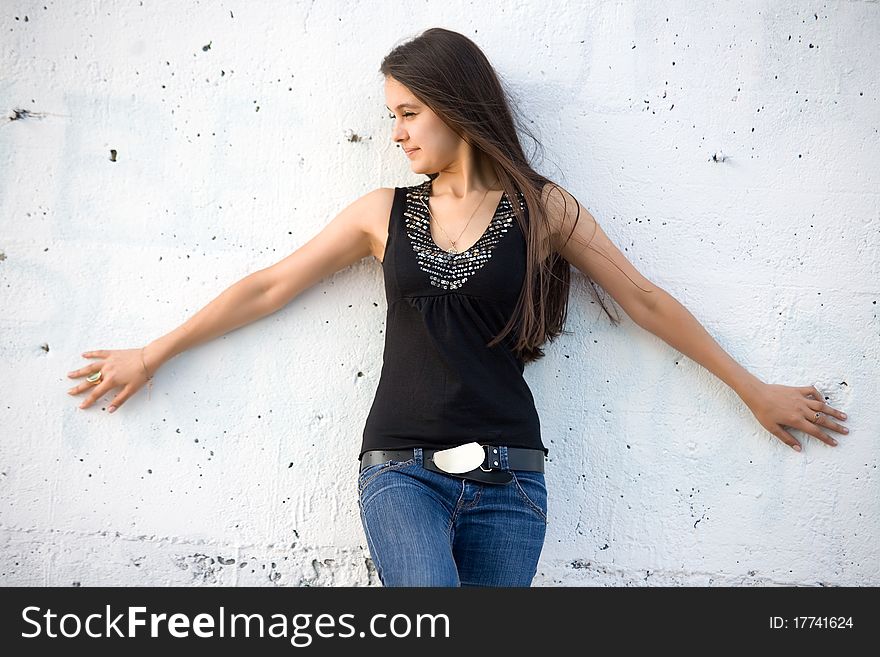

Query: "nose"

xmin=391 ymin=122 xmax=407 ymax=144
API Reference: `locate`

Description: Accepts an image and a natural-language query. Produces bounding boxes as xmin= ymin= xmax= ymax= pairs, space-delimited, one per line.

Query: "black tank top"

xmin=359 ymin=179 xmax=548 ymax=460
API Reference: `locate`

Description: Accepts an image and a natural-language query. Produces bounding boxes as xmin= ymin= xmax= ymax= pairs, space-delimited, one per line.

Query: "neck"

xmin=431 ymin=147 xmax=499 ymax=198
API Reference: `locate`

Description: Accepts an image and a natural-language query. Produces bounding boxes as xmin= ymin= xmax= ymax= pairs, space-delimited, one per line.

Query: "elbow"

xmin=253 ymin=269 xmax=284 ymax=313
xmin=629 ymin=285 xmax=666 ymax=328
xmin=643 ymin=284 xmax=665 ymax=314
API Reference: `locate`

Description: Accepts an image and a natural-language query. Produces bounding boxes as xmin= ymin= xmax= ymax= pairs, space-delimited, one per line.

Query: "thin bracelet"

xmin=140 ymin=347 xmax=154 ymax=401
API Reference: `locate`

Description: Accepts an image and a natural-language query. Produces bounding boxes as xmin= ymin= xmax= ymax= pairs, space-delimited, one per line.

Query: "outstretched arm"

xmin=634 ymin=288 xmax=847 ymax=451
xmin=543 ymin=184 xmax=849 ymax=452
xmin=70 ymin=188 xmax=388 ymax=413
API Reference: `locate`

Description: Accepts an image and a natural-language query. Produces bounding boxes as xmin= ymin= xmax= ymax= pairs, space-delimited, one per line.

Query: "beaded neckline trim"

xmin=403 ymin=180 xmax=523 ymax=291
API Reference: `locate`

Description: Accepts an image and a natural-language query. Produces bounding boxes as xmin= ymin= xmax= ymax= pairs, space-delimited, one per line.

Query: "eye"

xmin=387 ymin=112 xmax=415 ymax=119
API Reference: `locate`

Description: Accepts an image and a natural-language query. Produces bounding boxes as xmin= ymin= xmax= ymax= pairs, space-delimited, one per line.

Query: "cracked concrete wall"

xmin=1 ymin=1 xmax=878 ymax=587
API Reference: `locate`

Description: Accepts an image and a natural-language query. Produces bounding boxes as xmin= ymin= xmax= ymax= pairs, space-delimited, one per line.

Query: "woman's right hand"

xmin=67 ymin=345 xmax=158 ymax=412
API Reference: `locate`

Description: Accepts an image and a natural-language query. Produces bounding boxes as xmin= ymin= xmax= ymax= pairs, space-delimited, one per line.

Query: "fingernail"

xmin=831 ymin=439 xmax=838 ymax=446
xmin=108 ymin=406 xmax=116 ymax=413
xmin=841 ymin=413 xmax=847 ymax=419
xmin=843 ymin=427 xmax=849 ymax=433
xmin=792 ymin=444 xmax=801 ymax=452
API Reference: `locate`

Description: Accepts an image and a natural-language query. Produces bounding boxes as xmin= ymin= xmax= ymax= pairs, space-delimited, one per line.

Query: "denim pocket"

xmin=357 ymin=458 xmax=416 ymax=494
xmin=510 ymin=470 xmax=548 ymax=524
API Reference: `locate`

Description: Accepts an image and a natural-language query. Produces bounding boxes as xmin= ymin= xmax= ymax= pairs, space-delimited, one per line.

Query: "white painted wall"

xmin=1 ymin=0 xmax=877 ymax=586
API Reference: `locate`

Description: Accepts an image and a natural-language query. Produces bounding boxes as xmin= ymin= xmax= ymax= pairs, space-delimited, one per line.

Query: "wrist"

xmin=142 ymin=337 xmax=173 ymax=375
xmin=733 ymin=372 xmax=765 ymax=405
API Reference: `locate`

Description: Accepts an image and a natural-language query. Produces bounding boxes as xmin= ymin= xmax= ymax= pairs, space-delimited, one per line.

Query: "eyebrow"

xmin=385 ymin=103 xmax=419 ymax=111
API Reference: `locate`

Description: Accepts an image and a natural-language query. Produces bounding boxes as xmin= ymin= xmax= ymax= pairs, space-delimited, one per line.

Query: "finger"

xmin=68 ymin=362 xmax=101 ymax=379
xmin=805 ymin=385 xmax=826 ymax=402
xmin=773 ymin=426 xmax=802 ymax=452
xmin=82 ymin=350 xmax=108 ymax=359
xmin=107 ymin=385 xmax=133 ymax=414
xmin=67 ymin=377 xmax=102 ymax=395
xmin=817 ymin=416 xmax=848 ymax=437
xmin=805 ymin=398 xmax=847 ymax=422
xmin=79 ymin=381 xmax=113 ymax=409
xmin=796 ymin=418 xmax=837 ymax=447
xmin=807 ymin=415 xmax=849 ymax=445
xmin=805 ymin=400 xmax=849 ymax=435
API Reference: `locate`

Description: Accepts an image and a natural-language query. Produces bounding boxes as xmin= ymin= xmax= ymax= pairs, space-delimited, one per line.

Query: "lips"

xmin=404 ymin=148 xmax=419 ymax=154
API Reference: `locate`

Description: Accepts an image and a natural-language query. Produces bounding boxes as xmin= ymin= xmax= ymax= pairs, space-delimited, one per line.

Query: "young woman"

xmin=66 ymin=28 xmax=849 ymax=587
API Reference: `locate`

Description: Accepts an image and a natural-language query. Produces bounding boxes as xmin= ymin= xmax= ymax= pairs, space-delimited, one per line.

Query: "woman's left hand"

xmin=741 ymin=383 xmax=849 ymax=451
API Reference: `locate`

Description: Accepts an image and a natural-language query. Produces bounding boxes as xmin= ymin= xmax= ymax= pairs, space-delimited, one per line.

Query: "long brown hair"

xmin=380 ymin=28 xmax=646 ymax=364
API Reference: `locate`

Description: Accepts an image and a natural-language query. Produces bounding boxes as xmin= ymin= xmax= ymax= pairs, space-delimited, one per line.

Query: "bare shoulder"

xmin=361 ymin=187 xmax=396 ymax=263
xmin=259 ymin=186 xmax=395 ymax=311
xmin=315 ymin=185 xmax=395 ymax=264
xmin=539 ymin=182 xmax=597 ymax=252
xmin=538 ymin=181 xmax=659 ymax=319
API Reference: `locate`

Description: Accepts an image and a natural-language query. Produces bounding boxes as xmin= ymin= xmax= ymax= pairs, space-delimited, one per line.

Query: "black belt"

xmin=359 ymin=446 xmax=545 ymax=485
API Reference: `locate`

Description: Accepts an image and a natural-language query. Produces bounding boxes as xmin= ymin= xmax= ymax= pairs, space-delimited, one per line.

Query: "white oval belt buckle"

xmin=432 ymin=442 xmax=485 ymax=474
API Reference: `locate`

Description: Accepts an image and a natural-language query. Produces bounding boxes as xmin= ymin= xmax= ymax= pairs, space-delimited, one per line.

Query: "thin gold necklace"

xmin=423 ymin=179 xmax=497 ymax=254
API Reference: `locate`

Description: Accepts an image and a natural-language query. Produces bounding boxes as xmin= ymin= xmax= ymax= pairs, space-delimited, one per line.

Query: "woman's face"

xmin=384 ymin=75 xmax=463 ymax=174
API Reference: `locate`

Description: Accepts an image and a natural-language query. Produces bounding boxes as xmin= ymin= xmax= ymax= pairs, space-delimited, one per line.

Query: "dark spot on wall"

xmin=202 ymin=41 xmax=212 ymax=52
xmin=109 ymin=149 xmax=117 ymax=162
xmin=5 ymin=108 xmax=51 ymax=122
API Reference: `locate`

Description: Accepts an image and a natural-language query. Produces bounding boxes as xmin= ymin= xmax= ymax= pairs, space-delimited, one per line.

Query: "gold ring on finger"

xmin=87 ymin=371 xmax=103 ymax=385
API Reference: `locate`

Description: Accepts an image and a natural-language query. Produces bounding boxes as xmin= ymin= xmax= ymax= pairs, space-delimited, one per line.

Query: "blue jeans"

xmin=357 ymin=447 xmax=548 ymax=587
